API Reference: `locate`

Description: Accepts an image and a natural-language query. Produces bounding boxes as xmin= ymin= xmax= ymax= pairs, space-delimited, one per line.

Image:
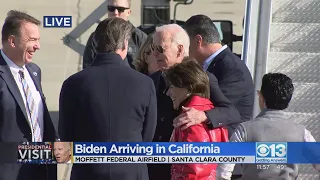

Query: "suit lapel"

xmin=207 ymin=59 xmax=216 ymax=73
xmin=0 ymin=54 xmax=28 ymax=120
xmin=25 ymin=65 xmax=44 ymax=98
xmin=149 ymin=71 xmax=162 ymax=94
xmin=207 ymin=47 xmax=230 ymax=73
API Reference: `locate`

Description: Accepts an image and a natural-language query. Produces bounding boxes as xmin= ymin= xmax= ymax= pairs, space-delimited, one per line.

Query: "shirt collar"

xmin=255 ymin=108 xmax=285 ymax=120
xmin=1 ymin=49 xmax=25 ymax=73
xmin=203 ymin=45 xmax=227 ymax=71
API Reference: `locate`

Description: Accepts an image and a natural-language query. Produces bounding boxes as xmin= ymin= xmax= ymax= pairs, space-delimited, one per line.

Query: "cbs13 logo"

xmin=256 ymin=143 xmax=287 ymax=158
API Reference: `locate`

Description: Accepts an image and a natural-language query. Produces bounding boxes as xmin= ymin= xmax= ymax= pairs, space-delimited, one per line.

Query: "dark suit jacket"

xmin=148 ymin=70 xmax=240 ymax=180
xmin=206 ymin=47 xmax=254 ymax=128
xmin=59 ymin=53 xmax=157 ymax=180
xmin=0 ymin=53 xmax=57 ymax=180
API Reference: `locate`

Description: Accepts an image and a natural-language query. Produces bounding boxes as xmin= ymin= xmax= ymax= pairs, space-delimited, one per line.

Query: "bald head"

xmin=152 ymin=24 xmax=190 ymax=70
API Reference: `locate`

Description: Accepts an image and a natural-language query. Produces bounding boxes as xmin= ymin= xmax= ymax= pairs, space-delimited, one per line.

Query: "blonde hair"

xmin=133 ymin=34 xmax=154 ymax=74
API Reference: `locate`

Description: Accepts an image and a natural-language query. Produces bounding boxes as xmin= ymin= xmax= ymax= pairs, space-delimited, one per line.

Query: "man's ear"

xmin=127 ymin=9 xmax=132 ymax=16
xmin=195 ymin=34 xmax=203 ymax=48
xmin=177 ymin=44 xmax=184 ymax=58
xmin=122 ymin=39 xmax=129 ymax=51
xmin=8 ymin=35 xmax=16 ymax=48
xmin=258 ymin=92 xmax=266 ymax=109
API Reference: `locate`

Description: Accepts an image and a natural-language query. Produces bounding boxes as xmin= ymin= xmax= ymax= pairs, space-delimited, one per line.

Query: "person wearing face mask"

xmin=83 ymin=0 xmax=147 ymax=69
xmin=164 ymin=57 xmax=229 ymax=180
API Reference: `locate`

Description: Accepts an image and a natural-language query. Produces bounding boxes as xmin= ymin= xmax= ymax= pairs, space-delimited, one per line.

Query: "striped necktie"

xmin=18 ymin=70 xmax=42 ymax=142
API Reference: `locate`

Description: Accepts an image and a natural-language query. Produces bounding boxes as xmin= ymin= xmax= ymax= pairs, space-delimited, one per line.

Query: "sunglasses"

xmin=150 ymin=44 xmax=165 ymax=54
xmin=107 ymin=6 xmax=130 ymax=13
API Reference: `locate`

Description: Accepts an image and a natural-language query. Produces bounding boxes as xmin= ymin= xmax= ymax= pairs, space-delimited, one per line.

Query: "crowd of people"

xmin=0 ymin=0 xmax=319 ymax=180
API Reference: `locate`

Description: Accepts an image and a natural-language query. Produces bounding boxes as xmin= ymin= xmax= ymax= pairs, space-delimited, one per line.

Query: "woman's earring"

xmin=186 ymin=93 xmax=191 ymax=97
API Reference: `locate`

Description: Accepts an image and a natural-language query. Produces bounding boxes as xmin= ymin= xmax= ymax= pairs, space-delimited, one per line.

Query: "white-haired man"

xmin=152 ymin=24 xmax=190 ymax=69
xmin=148 ymin=24 xmax=240 ymax=180
xmin=54 ymin=142 xmax=71 ymax=163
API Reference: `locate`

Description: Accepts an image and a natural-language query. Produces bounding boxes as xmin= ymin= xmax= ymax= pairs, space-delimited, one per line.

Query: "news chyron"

xmin=17 ymin=142 xmax=72 ymax=164
xmin=43 ymin=16 xmax=72 ymax=28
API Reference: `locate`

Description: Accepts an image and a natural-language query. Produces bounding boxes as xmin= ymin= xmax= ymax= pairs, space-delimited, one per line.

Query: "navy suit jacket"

xmin=59 ymin=52 xmax=157 ymax=180
xmin=0 ymin=53 xmax=57 ymax=180
xmin=206 ymin=47 xmax=255 ymax=127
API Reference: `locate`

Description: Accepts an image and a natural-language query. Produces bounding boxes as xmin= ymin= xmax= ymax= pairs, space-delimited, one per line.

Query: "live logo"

xmin=43 ymin=16 xmax=72 ymax=28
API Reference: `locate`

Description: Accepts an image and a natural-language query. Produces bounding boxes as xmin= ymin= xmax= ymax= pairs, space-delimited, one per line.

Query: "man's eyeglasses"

xmin=107 ymin=5 xmax=129 ymax=13
xmin=150 ymin=44 xmax=164 ymax=54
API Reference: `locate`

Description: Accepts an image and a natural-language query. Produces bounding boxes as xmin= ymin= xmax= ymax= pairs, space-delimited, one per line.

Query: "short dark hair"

xmin=94 ymin=17 xmax=133 ymax=53
xmin=260 ymin=73 xmax=294 ymax=110
xmin=1 ymin=10 xmax=41 ymax=43
xmin=164 ymin=57 xmax=210 ymax=99
xmin=184 ymin=14 xmax=221 ymax=44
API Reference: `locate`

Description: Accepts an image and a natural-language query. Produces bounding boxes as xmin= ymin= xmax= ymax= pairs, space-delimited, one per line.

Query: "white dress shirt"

xmin=203 ymin=45 xmax=228 ymax=71
xmin=1 ymin=50 xmax=44 ymax=140
xmin=216 ymin=126 xmax=320 ymax=180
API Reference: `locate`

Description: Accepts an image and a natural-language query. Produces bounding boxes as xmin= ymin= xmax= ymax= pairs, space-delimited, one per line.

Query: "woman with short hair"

xmin=164 ymin=57 xmax=229 ymax=180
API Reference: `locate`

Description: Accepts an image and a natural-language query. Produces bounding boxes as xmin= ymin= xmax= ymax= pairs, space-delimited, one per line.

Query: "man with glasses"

xmin=148 ymin=24 xmax=241 ymax=180
xmin=83 ymin=0 xmax=147 ymax=69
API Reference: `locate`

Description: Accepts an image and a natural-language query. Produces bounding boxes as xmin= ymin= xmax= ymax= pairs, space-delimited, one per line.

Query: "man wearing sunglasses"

xmin=148 ymin=24 xmax=241 ymax=180
xmin=83 ymin=0 xmax=147 ymax=69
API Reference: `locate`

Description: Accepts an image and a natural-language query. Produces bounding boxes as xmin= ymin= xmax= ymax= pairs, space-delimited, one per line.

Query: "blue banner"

xmin=72 ymin=142 xmax=320 ymax=164
xmin=287 ymin=142 xmax=320 ymax=163
xmin=73 ymin=142 xmax=255 ymax=156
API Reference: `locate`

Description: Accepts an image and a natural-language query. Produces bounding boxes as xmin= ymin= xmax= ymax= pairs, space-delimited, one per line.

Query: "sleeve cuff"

xmin=204 ymin=111 xmax=221 ymax=129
